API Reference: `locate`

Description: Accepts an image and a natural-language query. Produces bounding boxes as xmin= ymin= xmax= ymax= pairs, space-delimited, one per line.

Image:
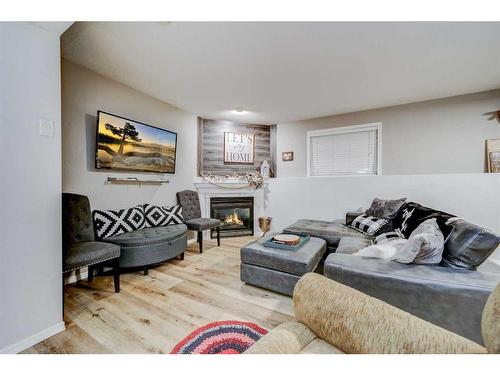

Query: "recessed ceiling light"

xmin=234 ymin=107 xmax=245 ymax=113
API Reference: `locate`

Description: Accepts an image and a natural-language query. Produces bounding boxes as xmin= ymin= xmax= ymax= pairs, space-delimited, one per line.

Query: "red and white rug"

xmin=170 ymin=320 xmax=268 ymax=354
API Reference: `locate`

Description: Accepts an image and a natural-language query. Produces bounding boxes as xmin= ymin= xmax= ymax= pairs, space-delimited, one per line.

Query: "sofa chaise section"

xmin=324 ymin=252 xmax=500 ymax=344
xmin=284 ymin=218 xmax=367 ymax=250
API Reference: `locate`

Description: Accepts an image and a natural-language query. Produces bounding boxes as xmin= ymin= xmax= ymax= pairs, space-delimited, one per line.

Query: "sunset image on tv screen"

xmin=96 ymin=112 xmax=177 ymax=173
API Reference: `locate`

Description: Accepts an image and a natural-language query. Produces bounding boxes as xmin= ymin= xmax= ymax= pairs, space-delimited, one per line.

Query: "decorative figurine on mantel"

xmin=260 ymin=160 xmax=270 ymax=179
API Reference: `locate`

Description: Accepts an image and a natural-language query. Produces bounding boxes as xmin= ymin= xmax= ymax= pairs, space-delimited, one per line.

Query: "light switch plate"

xmin=39 ymin=119 xmax=55 ymax=137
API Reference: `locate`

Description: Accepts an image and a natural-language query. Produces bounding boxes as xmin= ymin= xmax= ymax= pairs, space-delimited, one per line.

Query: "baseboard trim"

xmin=0 ymin=321 xmax=65 ymax=354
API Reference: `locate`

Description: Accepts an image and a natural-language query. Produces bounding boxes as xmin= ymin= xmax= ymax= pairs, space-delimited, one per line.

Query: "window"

xmin=307 ymin=123 xmax=382 ymax=177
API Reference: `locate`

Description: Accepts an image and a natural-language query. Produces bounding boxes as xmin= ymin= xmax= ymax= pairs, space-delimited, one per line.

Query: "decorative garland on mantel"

xmin=200 ymin=171 xmax=265 ymax=189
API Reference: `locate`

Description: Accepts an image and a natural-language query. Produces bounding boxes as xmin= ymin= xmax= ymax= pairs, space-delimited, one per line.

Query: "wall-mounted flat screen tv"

xmin=95 ymin=111 xmax=177 ymax=174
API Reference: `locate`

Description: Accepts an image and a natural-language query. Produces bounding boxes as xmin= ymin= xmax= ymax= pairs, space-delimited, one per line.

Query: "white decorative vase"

xmin=260 ymin=160 xmax=270 ymax=179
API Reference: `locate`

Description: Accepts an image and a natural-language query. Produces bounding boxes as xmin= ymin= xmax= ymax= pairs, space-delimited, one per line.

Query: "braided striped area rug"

xmin=170 ymin=320 xmax=268 ymax=354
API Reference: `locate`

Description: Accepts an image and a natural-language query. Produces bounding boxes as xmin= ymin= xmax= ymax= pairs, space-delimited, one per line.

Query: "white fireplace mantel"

xmin=193 ymin=177 xmax=268 ymax=238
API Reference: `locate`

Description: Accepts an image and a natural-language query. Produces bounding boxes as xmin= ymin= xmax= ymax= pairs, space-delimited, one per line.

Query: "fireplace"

xmin=210 ymin=197 xmax=254 ymax=238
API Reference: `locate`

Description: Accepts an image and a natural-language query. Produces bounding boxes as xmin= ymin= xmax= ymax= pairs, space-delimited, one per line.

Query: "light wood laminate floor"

xmin=23 ymin=236 xmax=294 ymax=354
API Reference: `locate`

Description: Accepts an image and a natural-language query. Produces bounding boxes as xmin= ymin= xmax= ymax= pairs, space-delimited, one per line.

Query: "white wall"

xmin=62 ymin=60 xmax=198 ymax=209
xmin=0 ymin=23 xmax=64 ymax=352
xmin=264 ymin=174 xmax=500 ymax=267
xmin=277 ymin=90 xmax=500 ymax=177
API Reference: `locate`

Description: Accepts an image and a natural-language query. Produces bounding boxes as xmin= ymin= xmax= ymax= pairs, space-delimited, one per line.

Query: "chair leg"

xmin=144 ymin=266 xmax=148 ymax=276
xmin=216 ymin=226 xmax=221 ymax=246
xmin=198 ymin=231 xmax=203 ymax=253
xmin=113 ymin=258 xmax=120 ymax=293
xmin=179 ymin=252 xmax=185 ymax=260
xmin=88 ymin=265 xmax=94 ymax=282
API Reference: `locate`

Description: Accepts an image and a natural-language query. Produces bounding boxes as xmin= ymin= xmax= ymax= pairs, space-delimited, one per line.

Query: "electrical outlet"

xmin=39 ymin=119 xmax=55 ymax=137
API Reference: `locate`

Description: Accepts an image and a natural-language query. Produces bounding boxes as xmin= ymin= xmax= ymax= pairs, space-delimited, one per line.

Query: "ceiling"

xmin=33 ymin=21 xmax=73 ymax=35
xmin=62 ymin=22 xmax=500 ymax=124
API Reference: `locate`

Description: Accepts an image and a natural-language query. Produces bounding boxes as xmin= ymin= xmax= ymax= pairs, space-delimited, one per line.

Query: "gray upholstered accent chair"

xmin=176 ymin=190 xmax=221 ymax=253
xmin=62 ymin=193 xmax=121 ymax=293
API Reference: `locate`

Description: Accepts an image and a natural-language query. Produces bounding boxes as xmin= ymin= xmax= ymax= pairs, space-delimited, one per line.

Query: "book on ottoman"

xmin=262 ymin=233 xmax=310 ymax=250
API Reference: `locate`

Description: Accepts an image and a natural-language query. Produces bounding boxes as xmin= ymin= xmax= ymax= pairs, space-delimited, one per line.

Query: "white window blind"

xmin=308 ymin=124 xmax=381 ymax=176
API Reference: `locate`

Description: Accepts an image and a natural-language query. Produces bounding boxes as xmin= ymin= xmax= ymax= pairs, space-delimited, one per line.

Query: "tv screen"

xmin=95 ymin=111 xmax=177 ymax=174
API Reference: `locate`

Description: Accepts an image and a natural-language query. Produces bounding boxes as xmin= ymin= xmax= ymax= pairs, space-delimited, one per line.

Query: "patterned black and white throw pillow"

xmin=350 ymin=214 xmax=388 ymax=236
xmin=93 ymin=205 xmax=145 ymax=239
xmin=144 ymin=204 xmax=184 ymax=228
xmin=392 ymin=202 xmax=454 ymax=240
xmin=163 ymin=205 xmax=184 ymax=225
xmin=372 ymin=229 xmax=404 ymax=244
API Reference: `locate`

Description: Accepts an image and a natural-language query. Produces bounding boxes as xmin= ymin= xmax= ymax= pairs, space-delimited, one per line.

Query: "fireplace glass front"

xmin=210 ymin=197 xmax=254 ymax=238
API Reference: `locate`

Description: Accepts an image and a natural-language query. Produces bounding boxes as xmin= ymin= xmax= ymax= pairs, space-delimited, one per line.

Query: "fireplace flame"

xmin=224 ymin=210 xmax=244 ymax=225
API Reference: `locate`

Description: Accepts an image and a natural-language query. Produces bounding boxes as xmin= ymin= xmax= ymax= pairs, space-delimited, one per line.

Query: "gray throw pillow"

xmin=393 ymin=218 xmax=444 ymax=265
xmin=365 ymin=197 xmax=407 ymax=219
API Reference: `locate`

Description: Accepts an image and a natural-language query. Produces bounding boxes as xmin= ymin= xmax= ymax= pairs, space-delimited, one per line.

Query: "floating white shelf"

xmin=106 ymin=177 xmax=169 ymax=185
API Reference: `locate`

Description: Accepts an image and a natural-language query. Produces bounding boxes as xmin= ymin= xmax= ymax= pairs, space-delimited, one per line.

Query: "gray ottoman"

xmin=240 ymin=234 xmax=326 ymax=296
xmin=102 ymin=224 xmax=187 ymax=270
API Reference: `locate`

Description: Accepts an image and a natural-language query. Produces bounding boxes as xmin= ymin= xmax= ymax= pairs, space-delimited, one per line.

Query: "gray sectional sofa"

xmin=283 ymin=202 xmax=500 ymax=344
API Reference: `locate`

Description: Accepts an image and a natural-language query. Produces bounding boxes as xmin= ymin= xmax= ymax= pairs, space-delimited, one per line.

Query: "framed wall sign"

xmin=224 ymin=132 xmax=255 ymax=164
xmin=486 ymin=138 xmax=500 ymax=173
xmin=282 ymin=151 xmax=294 ymax=161
xmin=489 ymin=152 xmax=500 ymax=173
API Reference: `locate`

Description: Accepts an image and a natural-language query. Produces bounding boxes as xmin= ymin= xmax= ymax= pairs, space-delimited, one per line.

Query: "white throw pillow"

xmin=392 ymin=218 xmax=445 ymax=265
xmin=372 ymin=229 xmax=404 ymax=244
xmin=353 ymin=239 xmax=407 ymax=260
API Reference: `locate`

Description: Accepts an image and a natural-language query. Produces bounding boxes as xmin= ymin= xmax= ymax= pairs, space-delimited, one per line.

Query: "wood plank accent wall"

xmin=199 ymin=118 xmax=275 ymax=176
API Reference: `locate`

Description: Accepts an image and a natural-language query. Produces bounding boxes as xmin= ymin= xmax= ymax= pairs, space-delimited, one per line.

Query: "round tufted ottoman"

xmin=102 ymin=223 xmax=187 ymax=271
